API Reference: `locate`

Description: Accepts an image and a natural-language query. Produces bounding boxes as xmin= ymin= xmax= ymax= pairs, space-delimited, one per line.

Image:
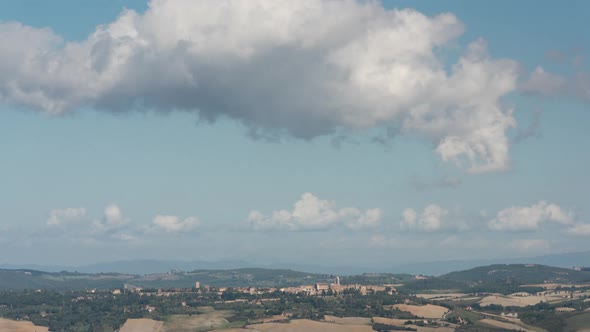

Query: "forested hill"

xmin=0 ymin=268 xmax=324 ymax=290
xmin=0 ymin=268 xmax=411 ymax=290
xmin=0 ymin=269 xmax=133 ymax=290
xmin=1 ymin=264 xmax=588 ymax=291
xmin=399 ymin=264 xmax=590 ymax=294
xmin=441 ymin=264 xmax=590 ymax=284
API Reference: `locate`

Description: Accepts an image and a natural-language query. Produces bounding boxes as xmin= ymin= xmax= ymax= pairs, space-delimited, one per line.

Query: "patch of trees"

xmin=465 ymin=282 xmax=544 ymax=295
xmin=398 ymin=279 xmax=467 ymax=292
xmin=341 ymin=274 xmax=413 ymax=286
xmin=372 ymin=322 xmax=416 ymax=331
xmin=520 ymin=311 xmax=565 ymax=332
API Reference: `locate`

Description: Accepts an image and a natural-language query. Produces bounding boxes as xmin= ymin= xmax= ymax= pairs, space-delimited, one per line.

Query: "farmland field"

xmin=470 ymin=311 xmax=547 ymax=332
xmin=564 ymin=312 xmax=590 ymax=332
xmin=0 ymin=319 xmax=49 ymax=332
xmin=479 ymin=294 xmax=545 ymax=307
xmin=479 ymin=318 xmax=533 ymax=331
xmin=120 ymin=310 xmax=243 ymax=332
xmin=371 ymin=317 xmax=408 ymax=326
xmin=248 ymin=319 xmax=374 ymax=331
xmin=163 ymin=310 xmax=243 ymax=331
xmin=323 ymin=315 xmax=371 ymax=325
xmin=119 ymin=318 xmax=163 ymax=332
xmin=392 ymin=304 xmax=449 ymax=318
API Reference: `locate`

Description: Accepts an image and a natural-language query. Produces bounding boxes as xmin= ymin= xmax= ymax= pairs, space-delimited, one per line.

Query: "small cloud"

xmin=147 ymin=215 xmax=200 ymax=233
xmin=248 ymin=193 xmax=383 ymax=231
xmin=488 ymin=201 xmax=573 ymax=232
xmin=39 ymin=204 xmax=140 ymax=245
xmin=400 ymin=205 xmax=448 ymax=232
xmin=93 ymin=204 xmax=129 ymax=233
xmin=47 ymin=207 xmax=86 ymax=226
xmin=400 ymin=208 xmax=418 ymax=229
xmin=519 ymin=66 xmax=567 ymax=96
xmin=104 ymin=204 xmax=123 ymax=224
xmin=348 ymin=208 xmax=383 ymax=230
xmin=110 ymin=233 xmax=139 ymax=242
xmin=519 ymin=65 xmax=590 ymax=102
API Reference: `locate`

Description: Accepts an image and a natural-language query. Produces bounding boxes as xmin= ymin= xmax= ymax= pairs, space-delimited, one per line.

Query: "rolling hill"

xmin=441 ymin=264 xmax=590 ymax=284
xmin=0 ymin=269 xmax=132 ymax=290
xmin=0 ymin=268 xmax=335 ymax=290
xmin=1 ymin=263 xmax=589 ymax=291
xmin=399 ymin=264 xmax=590 ymax=294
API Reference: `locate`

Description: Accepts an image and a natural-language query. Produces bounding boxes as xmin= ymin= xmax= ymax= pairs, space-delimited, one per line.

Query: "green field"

xmin=162 ymin=308 xmax=245 ymax=332
xmin=564 ymin=311 xmax=590 ymax=332
xmin=446 ymin=308 xmax=483 ymax=324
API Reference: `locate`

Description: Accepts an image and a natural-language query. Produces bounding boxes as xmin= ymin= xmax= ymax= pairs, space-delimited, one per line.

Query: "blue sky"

xmin=0 ymin=0 xmax=589 ymax=268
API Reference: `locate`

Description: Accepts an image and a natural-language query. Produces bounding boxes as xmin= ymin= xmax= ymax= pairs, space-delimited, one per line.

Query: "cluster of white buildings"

xmin=113 ymin=277 xmax=395 ymax=298
xmin=279 ymin=279 xmax=393 ymax=296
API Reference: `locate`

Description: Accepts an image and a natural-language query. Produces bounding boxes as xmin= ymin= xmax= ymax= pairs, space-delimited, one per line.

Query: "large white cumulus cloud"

xmin=0 ymin=0 xmax=519 ymax=172
xmin=248 ymin=192 xmax=383 ymax=231
xmin=488 ymin=201 xmax=573 ymax=232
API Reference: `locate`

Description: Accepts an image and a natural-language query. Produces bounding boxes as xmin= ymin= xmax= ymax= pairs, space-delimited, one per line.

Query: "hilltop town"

xmin=123 ymin=275 xmax=397 ymax=298
xmin=1 ymin=264 xmax=590 ymax=331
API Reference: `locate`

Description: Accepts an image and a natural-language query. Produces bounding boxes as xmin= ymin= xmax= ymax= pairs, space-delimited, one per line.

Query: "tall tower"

xmin=336 ymin=276 xmax=340 ymax=285
xmin=195 ymin=281 xmax=200 ymax=289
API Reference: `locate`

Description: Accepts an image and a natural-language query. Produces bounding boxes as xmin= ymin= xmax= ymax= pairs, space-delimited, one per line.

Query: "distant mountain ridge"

xmin=0 ymin=259 xmax=250 ymax=275
xmin=1 ymin=263 xmax=589 ymax=291
xmin=1 ymin=250 xmax=588 ymax=276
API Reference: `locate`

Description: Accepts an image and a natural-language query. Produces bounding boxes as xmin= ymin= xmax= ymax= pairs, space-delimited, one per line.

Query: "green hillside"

xmin=400 ymin=264 xmax=590 ymax=294
xmin=0 ymin=268 xmax=333 ymax=290
xmin=131 ymin=268 xmax=334 ymax=288
xmin=2 ymin=264 xmax=589 ymax=292
xmin=442 ymin=264 xmax=590 ymax=284
xmin=0 ymin=269 xmax=132 ymax=290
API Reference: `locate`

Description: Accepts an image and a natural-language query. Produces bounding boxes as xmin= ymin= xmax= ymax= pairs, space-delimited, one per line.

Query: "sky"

xmin=0 ymin=0 xmax=589 ymax=269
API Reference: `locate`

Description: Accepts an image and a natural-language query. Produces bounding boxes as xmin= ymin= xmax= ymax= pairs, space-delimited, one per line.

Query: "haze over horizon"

xmin=1 ymin=0 xmax=589 ymax=268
